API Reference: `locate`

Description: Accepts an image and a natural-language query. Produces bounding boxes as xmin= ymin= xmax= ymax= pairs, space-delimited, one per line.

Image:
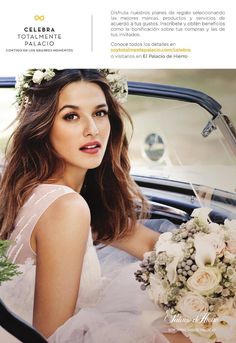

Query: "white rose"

xmin=212 ymin=315 xmax=236 ymax=343
xmin=155 ymin=231 xmax=173 ymax=247
xmin=32 ymin=70 xmax=45 ymax=84
xmin=194 ymin=234 xmax=216 ymax=267
xmin=224 ymin=220 xmax=236 ymax=253
xmin=187 ymin=267 xmax=221 ymax=295
xmin=148 ymin=274 xmax=168 ymax=305
xmin=155 ymin=232 xmax=185 ymax=283
xmin=176 ymin=292 xmax=209 ymax=320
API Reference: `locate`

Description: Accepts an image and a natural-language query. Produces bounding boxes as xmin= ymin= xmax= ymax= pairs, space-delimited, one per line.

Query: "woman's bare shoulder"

xmin=48 ymin=191 xmax=90 ymax=215
xmin=34 ymin=192 xmax=91 ymax=242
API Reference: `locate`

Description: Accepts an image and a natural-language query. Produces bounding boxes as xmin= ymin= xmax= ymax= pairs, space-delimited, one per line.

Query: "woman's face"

xmin=50 ymin=81 xmax=111 ymax=174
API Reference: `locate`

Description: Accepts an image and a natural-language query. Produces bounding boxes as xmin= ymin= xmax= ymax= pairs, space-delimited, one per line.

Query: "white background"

xmin=0 ymin=0 xmax=234 ymax=74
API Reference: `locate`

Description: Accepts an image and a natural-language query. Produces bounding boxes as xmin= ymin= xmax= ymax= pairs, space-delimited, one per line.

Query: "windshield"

xmin=126 ymin=94 xmax=236 ymax=204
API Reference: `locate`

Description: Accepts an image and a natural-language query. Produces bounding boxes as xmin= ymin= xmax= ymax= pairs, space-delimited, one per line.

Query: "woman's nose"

xmin=83 ymin=117 xmax=99 ymax=137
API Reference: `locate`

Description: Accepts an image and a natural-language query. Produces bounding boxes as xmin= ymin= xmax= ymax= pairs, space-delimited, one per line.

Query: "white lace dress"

xmin=0 ymin=184 xmax=171 ymax=343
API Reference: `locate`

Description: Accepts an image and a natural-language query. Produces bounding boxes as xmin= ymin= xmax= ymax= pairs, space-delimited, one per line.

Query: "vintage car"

xmin=0 ymin=75 xmax=236 ymax=341
xmin=126 ymin=80 xmax=236 ymax=224
xmin=0 ymin=76 xmax=236 ymax=224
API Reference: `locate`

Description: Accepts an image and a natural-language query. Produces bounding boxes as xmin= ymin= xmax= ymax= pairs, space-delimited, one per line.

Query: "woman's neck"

xmin=47 ymin=166 xmax=87 ymax=193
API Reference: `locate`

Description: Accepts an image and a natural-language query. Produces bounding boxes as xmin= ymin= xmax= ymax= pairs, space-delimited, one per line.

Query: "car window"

xmin=126 ymin=95 xmax=236 ymax=203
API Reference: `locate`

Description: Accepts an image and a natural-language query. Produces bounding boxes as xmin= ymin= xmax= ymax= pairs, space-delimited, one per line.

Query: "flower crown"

xmin=15 ymin=68 xmax=128 ymax=110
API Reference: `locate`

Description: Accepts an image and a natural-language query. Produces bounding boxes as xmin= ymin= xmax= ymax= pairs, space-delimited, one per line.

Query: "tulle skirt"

xmin=48 ymin=261 xmax=171 ymax=343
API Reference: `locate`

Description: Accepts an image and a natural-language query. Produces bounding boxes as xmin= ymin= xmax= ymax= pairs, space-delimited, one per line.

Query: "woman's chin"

xmin=81 ymin=160 xmax=103 ymax=170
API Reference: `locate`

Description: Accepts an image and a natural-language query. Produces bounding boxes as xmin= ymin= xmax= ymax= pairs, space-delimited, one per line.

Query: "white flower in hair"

xmin=100 ymin=69 xmax=128 ymax=103
xmin=15 ymin=68 xmax=55 ymax=108
xmin=15 ymin=68 xmax=128 ymax=110
xmin=44 ymin=69 xmax=56 ymax=81
xmin=32 ymin=69 xmax=56 ymax=84
xmin=32 ymin=70 xmax=45 ymax=84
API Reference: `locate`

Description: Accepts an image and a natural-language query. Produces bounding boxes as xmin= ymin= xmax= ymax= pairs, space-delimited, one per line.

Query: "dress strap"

xmin=8 ymin=184 xmax=76 ymax=264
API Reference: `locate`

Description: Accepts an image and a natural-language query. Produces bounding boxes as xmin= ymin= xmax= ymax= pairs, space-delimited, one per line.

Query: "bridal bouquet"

xmin=135 ymin=208 xmax=236 ymax=343
xmin=0 ymin=239 xmax=21 ymax=284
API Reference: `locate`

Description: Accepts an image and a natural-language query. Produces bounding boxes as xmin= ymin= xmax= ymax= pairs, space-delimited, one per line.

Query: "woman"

xmin=0 ymin=69 xmax=190 ymax=342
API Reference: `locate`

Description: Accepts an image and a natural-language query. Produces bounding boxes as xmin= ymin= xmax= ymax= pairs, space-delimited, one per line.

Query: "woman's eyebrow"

xmin=58 ymin=103 xmax=108 ymax=113
xmin=58 ymin=104 xmax=79 ymax=113
xmin=95 ymin=103 xmax=108 ymax=109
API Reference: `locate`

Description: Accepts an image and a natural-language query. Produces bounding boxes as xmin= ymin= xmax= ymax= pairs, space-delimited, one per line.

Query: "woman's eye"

xmin=63 ymin=113 xmax=78 ymax=121
xmin=95 ymin=110 xmax=108 ymax=117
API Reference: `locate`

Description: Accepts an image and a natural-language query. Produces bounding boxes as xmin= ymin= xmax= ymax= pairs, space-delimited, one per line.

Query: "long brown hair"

xmin=0 ymin=69 xmax=149 ymax=242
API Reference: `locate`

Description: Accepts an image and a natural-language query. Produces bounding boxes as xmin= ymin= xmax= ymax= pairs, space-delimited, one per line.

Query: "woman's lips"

xmin=79 ymin=141 xmax=101 ymax=154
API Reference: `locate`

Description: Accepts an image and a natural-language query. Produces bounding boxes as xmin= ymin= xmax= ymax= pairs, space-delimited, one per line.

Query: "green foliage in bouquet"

xmin=0 ymin=240 xmax=21 ymax=284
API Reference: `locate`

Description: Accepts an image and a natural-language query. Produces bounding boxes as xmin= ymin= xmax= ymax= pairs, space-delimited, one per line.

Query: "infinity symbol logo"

xmin=34 ymin=15 xmax=45 ymax=21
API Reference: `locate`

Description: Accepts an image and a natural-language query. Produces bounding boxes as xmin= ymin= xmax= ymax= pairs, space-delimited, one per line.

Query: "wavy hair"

xmin=0 ymin=69 xmax=149 ymax=242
